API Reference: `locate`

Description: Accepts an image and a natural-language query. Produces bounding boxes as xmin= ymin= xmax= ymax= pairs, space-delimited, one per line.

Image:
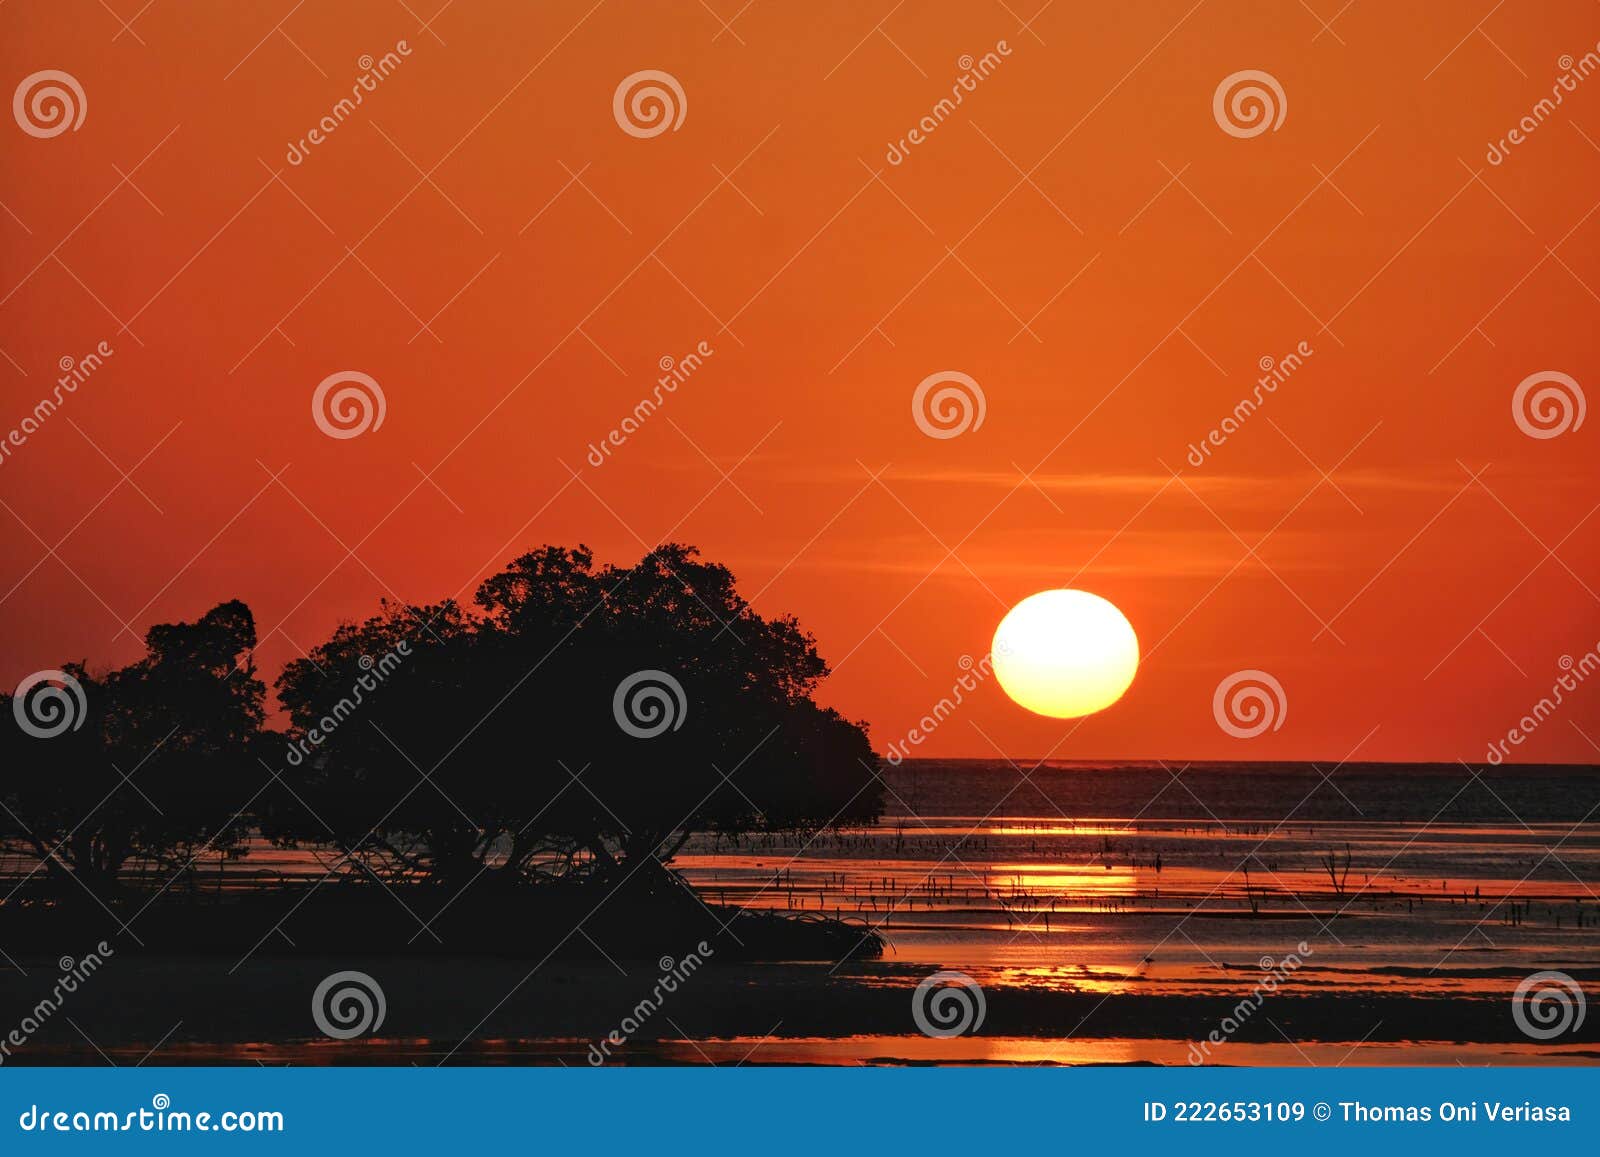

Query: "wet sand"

xmin=4 ymin=952 xmax=1597 ymax=1066
xmin=4 ymin=761 xmax=1597 ymax=1065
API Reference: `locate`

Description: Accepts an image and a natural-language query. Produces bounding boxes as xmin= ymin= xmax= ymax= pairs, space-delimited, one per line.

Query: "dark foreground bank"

xmin=4 ymin=954 xmax=1598 ymax=1065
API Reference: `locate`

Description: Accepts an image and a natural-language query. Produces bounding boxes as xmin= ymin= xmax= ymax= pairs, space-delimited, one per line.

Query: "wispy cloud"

xmin=834 ymin=464 xmax=1471 ymax=501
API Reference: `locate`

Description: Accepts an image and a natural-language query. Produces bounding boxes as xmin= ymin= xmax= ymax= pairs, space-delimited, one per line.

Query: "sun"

xmin=991 ymin=590 xmax=1139 ymax=719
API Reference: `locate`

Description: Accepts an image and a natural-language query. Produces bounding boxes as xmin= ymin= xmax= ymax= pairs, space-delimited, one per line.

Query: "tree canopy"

xmin=1 ymin=546 xmax=882 ymax=899
xmin=0 ymin=600 xmax=265 ymax=897
xmin=272 ymin=544 xmax=882 ymax=888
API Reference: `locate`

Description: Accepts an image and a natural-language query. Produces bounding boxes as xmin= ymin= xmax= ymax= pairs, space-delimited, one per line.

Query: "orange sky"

xmin=2 ymin=1 xmax=1598 ymax=763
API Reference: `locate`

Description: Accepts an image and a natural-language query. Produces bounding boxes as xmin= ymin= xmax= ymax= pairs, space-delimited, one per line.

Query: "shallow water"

xmin=25 ymin=1035 xmax=1599 ymax=1067
xmin=5 ymin=760 xmax=1597 ymax=1065
xmin=672 ymin=761 xmax=1600 ymax=996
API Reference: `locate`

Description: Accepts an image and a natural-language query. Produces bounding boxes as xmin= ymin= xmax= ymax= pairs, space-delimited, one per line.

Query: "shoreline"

xmin=1 ymin=956 xmax=1594 ymax=1066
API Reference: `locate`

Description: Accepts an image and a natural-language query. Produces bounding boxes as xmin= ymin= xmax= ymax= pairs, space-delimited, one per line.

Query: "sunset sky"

xmin=2 ymin=1 xmax=1598 ymax=763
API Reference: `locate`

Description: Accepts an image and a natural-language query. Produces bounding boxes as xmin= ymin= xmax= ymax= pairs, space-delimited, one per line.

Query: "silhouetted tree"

xmin=0 ymin=601 xmax=265 ymax=899
xmin=272 ymin=545 xmax=882 ymax=889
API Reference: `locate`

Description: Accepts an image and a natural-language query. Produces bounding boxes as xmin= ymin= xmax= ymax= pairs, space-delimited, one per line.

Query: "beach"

xmin=4 ymin=760 xmax=1597 ymax=1065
